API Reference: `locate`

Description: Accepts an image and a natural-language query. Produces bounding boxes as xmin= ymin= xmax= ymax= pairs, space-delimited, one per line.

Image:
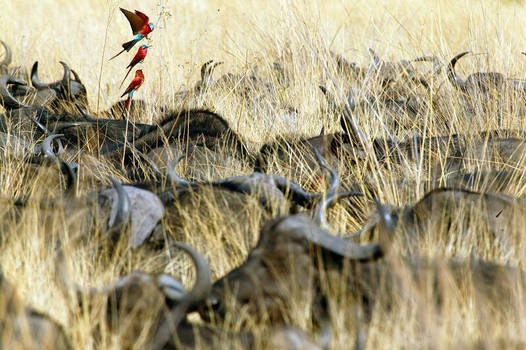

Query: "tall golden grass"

xmin=1 ymin=0 xmax=526 ymax=348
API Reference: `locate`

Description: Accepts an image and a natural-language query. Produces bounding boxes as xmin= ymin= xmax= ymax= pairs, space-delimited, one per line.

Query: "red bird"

xmin=110 ymin=8 xmax=155 ymax=60
xmin=121 ymin=70 xmax=145 ymax=111
xmin=120 ymin=44 xmax=150 ymax=87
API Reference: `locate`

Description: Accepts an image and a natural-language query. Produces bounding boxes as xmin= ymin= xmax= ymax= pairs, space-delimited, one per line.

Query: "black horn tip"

xmin=31 ymin=61 xmax=49 ymax=90
xmin=451 ymin=51 xmax=471 ymax=63
xmin=31 ymin=61 xmax=38 ymax=75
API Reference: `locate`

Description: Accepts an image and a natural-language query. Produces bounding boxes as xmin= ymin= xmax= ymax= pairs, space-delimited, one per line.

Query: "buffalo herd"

xmin=0 ymin=39 xmax=526 ymax=349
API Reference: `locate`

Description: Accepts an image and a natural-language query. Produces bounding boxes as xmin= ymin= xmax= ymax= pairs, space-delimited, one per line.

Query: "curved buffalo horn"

xmin=108 ymin=177 xmax=131 ymax=232
xmin=165 ymin=242 xmax=211 ymax=303
xmin=342 ymin=216 xmax=379 ymax=240
xmin=341 ymin=90 xmax=368 ymax=148
xmin=52 ymin=122 xmax=84 ymax=133
xmin=343 ymin=199 xmax=396 ymax=246
xmin=264 ymin=174 xmax=321 ymax=207
xmin=26 ymin=113 xmax=65 ymax=155
xmin=157 ymin=274 xmax=186 ymax=302
xmin=314 ymin=146 xmax=338 ymax=196
xmin=26 ymin=113 xmax=52 ymax=135
xmin=7 ymin=74 xmax=27 ymax=86
xmin=142 ymin=156 xmax=162 ymax=181
xmin=71 ymin=69 xmax=83 ymax=84
xmin=0 ymin=40 xmax=12 ymax=67
xmin=136 ymin=147 xmax=162 ymax=179
xmin=315 ymin=233 xmax=382 ymax=261
xmin=312 ymin=147 xmax=363 ymax=228
xmin=318 ymin=86 xmax=365 ymax=148
xmin=413 ymin=56 xmax=435 ymax=62
xmin=35 ymin=133 xmax=64 ymax=159
xmin=413 ymin=55 xmax=443 ymax=75
xmin=149 ymin=241 xmax=212 ymax=350
xmin=167 ymin=155 xmax=193 ymax=187
xmin=7 ymin=67 xmax=26 ymax=86
xmin=200 ymin=60 xmax=223 ymax=81
xmin=31 ymin=61 xmax=72 ymax=91
xmin=0 ymin=73 xmax=29 ymax=109
xmin=200 ymin=60 xmax=214 ymax=80
xmin=31 ymin=61 xmax=52 ymax=89
xmin=75 ymin=104 xmax=95 ymax=121
xmin=56 ymin=139 xmax=65 ymax=156
xmin=305 ymin=199 xmax=393 ymax=261
xmin=167 ymin=152 xmax=321 ymax=209
xmin=447 ymin=51 xmax=470 ymax=90
xmin=287 ymin=215 xmax=382 ymax=261
xmin=59 ymin=61 xmax=71 ymax=98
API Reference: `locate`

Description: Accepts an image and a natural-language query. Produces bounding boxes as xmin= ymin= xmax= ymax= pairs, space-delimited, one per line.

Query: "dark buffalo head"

xmin=31 ymin=61 xmax=88 ymax=109
xmin=198 ymin=149 xmax=383 ymax=325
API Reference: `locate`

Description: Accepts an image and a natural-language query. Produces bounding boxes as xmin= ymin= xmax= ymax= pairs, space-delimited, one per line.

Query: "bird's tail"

xmin=109 ymin=49 xmax=126 ymax=61
xmin=121 ymin=88 xmax=135 ymax=98
xmin=119 ymin=67 xmax=133 ymax=88
xmin=121 ymin=38 xmax=138 ymax=52
xmin=109 ymin=36 xmax=141 ymax=60
xmin=124 ymin=96 xmax=132 ymax=112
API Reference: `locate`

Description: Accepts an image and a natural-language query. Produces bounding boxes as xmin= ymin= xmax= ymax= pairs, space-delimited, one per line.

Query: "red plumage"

xmin=120 ymin=8 xmax=151 ymax=35
xmin=110 ymin=8 xmax=154 ymax=60
xmin=121 ymin=70 xmax=145 ymax=98
xmin=120 ymin=45 xmax=149 ymax=87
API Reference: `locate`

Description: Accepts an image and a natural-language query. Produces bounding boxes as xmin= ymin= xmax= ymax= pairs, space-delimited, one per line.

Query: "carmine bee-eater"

xmin=110 ymin=8 xmax=154 ymax=60
xmin=120 ymin=44 xmax=150 ymax=87
xmin=121 ymin=70 xmax=145 ymax=111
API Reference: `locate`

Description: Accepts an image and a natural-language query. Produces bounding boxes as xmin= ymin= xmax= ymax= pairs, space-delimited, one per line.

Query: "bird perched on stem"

xmin=120 ymin=44 xmax=150 ymax=87
xmin=121 ymin=70 xmax=145 ymax=112
xmin=110 ymin=8 xmax=154 ymax=60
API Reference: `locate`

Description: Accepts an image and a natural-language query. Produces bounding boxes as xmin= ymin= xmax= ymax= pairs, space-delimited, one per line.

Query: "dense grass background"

xmin=1 ymin=0 xmax=526 ymax=348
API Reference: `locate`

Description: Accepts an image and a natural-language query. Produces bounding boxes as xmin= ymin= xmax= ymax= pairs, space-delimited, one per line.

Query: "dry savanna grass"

xmin=1 ymin=0 xmax=526 ymax=349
